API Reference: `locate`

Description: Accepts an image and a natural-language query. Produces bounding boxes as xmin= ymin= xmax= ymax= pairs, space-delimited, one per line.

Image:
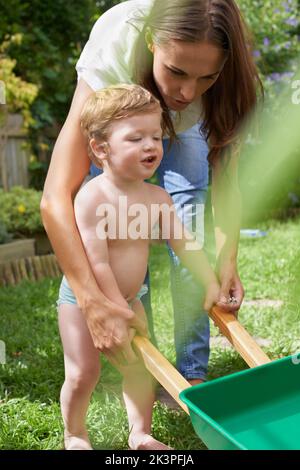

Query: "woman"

xmin=41 ymin=0 xmax=261 ymax=384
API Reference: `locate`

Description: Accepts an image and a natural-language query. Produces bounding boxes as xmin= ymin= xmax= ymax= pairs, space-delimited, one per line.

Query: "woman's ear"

xmin=90 ymin=138 xmax=109 ymax=164
xmin=145 ymin=27 xmax=154 ymax=53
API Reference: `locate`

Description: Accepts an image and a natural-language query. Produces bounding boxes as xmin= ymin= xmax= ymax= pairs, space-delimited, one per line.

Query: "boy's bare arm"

xmin=169 ymin=213 xmax=218 ymax=289
xmin=210 ymin=142 xmax=244 ymax=312
xmin=156 ymin=188 xmax=220 ymax=309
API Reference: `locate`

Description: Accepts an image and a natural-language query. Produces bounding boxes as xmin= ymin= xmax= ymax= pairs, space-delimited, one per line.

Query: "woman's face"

xmin=151 ymin=40 xmax=227 ymax=111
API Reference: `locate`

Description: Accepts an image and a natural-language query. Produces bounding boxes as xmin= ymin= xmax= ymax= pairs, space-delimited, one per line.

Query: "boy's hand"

xmin=216 ymin=262 xmax=244 ymax=314
xmin=84 ymin=297 xmax=148 ymax=366
xmin=203 ymin=281 xmax=221 ymax=312
xmin=104 ymin=298 xmax=149 ymax=372
xmin=129 ymin=298 xmax=149 ymax=340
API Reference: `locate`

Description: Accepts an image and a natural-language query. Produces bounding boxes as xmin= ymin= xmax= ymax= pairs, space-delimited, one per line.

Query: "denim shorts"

xmin=57 ymin=275 xmax=148 ymax=308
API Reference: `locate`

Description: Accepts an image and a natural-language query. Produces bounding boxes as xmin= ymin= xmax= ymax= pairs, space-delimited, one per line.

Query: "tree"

xmin=0 ymin=0 xmax=113 ymax=187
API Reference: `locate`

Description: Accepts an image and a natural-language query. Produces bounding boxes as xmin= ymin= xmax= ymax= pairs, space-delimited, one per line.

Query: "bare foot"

xmin=64 ymin=431 xmax=93 ymax=450
xmin=129 ymin=433 xmax=173 ymax=450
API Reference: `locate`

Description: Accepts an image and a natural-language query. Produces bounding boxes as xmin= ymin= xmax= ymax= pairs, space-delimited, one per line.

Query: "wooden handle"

xmin=133 ymin=336 xmax=191 ymax=413
xmin=132 ymin=307 xmax=271 ymax=415
xmin=209 ymin=306 xmax=271 ymax=368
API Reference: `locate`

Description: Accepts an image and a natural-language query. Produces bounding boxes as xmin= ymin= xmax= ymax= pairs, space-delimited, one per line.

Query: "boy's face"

xmin=104 ymin=111 xmax=163 ymax=181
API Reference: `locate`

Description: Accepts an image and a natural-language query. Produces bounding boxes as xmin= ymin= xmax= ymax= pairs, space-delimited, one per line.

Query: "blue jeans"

xmin=90 ymin=123 xmax=210 ymax=381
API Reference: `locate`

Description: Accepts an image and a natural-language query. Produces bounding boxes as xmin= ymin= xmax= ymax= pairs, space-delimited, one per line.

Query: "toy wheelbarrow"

xmin=133 ymin=306 xmax=300 ymax=450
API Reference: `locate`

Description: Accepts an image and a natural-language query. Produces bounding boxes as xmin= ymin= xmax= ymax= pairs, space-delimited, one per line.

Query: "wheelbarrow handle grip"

xmin=133 ymin=335 xmax=191 ymax=413
xmin=209 ymin=306 xmax=271 ymax=368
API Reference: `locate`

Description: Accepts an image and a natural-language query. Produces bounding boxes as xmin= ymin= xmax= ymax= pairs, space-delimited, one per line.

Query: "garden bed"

xmin=0 ymin=239 xmax=35 ymax=263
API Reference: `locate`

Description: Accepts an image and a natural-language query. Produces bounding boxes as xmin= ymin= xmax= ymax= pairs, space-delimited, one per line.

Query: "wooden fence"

xmin=0 ymin=114 xmax=29 ymax=190
xmin=0 ymin=254 xmax=62 ymax=287
xmin=0 ymin=113 xmax=58 ymax=190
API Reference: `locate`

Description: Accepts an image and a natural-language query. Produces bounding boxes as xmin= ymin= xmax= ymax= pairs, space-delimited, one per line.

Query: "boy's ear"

xmin=90 ymin=138 xmax=109 ymax=163
xmin=145 ymin=27 xmax=154 ymax=53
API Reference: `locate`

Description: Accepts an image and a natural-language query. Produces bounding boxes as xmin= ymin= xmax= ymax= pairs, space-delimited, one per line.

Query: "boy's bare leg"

xmin=122 ymin=364 xmax=172 ymax=450
xmin=58 ymin=304 xmax=101 ymax=450
xmin=122 ymin=299 xmax=173 ymax=450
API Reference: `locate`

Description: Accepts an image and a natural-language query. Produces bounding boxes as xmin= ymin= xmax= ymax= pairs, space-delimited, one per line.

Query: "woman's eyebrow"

xmin=168 ymin=65 xmax=221 ymax=78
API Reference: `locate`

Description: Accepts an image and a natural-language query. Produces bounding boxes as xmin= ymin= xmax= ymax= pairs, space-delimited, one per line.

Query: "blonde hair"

xmin=80 ymin=84 xmax=163 ymax=168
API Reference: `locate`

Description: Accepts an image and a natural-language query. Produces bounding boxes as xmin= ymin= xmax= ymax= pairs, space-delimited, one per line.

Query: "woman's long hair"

xmin=131 ymin=0 xmax=263 ymax=163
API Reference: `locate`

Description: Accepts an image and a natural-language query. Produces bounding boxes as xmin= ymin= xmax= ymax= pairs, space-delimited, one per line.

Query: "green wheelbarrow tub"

xmin=179 ymin=355 xmax=300 ymax=450
xmin=134 ymin=307 xmax=298 ymax=450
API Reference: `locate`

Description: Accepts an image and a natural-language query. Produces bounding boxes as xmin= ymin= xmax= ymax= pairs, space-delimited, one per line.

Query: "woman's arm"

xmin=73 ymin=187 xmax=129 ymax=311
xmin=41 ymin=79 xmax=95 ymax=298
xmin=40 ymin=79 xmax=147 ymax=361
xmin=211 ymin=144 xmax=245 ymax=311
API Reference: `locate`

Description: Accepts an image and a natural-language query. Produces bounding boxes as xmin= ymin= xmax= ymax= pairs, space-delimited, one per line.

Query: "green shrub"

xmin=0 ymin=35 xmax=38 ymax=128
xmin=238 ymin=0 xmax=300 ymax=101
xmin=0 ymin=186 xmax=43 ymax=237
xmin=237 ymin=0 xmax=300 ymax=216
xmin=0 ymin=221 xmax=13 ymax=244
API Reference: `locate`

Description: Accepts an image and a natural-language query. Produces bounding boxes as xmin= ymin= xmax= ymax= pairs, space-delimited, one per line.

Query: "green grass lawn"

xmin=0 ymin=217 xmax=299 ymax=450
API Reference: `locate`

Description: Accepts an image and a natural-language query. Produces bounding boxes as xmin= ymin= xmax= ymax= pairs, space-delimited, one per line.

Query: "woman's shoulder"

xmin=88 ymin=0 xmax=151 ymax=41
xmin=76 ymin=0 xmax=153 ymax=90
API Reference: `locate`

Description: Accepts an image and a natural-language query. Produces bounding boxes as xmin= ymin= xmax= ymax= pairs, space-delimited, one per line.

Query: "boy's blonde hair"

xmin=80 ymin=84 xmax=163 ymax=168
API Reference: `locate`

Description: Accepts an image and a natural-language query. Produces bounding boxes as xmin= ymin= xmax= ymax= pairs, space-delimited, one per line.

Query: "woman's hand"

xmin=216 ymin=261 xmax=244 ymax=314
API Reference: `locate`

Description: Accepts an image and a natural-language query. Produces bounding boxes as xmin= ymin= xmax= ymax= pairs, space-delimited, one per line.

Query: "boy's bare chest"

xmin=96 ymin=194 xmax=159 ymax=242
